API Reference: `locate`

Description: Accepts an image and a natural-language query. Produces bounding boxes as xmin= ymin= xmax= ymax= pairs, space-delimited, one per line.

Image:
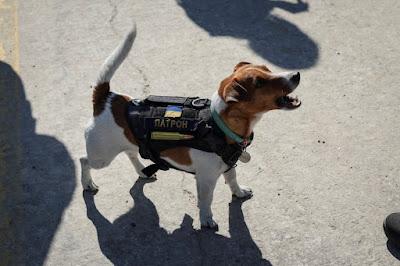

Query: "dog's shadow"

xmin=84 ymin=179 xmax=272 ymax=265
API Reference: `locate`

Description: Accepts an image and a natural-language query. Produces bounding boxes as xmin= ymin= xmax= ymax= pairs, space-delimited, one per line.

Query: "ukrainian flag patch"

xmin=164 ymin=105 xmax=182 ymax=118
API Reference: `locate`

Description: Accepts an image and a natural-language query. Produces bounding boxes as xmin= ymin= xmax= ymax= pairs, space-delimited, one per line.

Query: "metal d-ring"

xmin=192 ymin=98 xmax=207 ymax=107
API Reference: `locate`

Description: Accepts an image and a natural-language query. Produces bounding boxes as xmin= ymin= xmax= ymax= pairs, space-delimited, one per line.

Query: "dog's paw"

xmin=201 ymin=218 xmax=219 ymax=231
xmin=83 ymin=181 xmax=99 ymax=194
xmin=233 ymin=185 xmax=253 ymax=199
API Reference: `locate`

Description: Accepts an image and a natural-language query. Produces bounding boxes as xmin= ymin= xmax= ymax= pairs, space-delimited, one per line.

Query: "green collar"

xmin=211 ymin=110 xmax=252 ymax=146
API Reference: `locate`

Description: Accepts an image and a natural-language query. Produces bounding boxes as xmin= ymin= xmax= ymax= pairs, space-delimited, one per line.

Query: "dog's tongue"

xmin=276 ymin=95 xmax=301 ymax=109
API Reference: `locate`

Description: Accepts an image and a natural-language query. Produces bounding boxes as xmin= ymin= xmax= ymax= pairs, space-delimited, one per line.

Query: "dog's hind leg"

xmin=195 ymin=171 xmax=219 ymax=230
xmin=125 ymin=150 xmax=156 ymax=179
xmin=80 ymin=157 xmax=99 ymax=192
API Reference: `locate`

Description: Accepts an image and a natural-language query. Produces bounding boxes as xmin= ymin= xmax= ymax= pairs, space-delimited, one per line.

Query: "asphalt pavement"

xmin=1 ymin=0 xmax=400 ymax=265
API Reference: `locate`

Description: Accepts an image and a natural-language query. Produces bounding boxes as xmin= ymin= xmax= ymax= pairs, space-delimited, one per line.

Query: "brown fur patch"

xmin=218 ymin=63 xmax=292 ymax=139
xmin=110 ymin=94 xmax=137 ymax=145
xmin=219 ymin=64 xmax=289 ymax=113
xmin=160 ymin=147 xmax=192 ymax=165
xmin=93 ymin=82 xmax=110 ymax=116
xmin=220 ymin=107 xmax=253 ymax=140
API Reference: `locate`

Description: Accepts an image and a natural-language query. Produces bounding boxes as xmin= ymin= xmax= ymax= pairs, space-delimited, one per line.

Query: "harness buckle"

xmin=132 ymin=99 xmax=142 ymax=106
xmin=191 ymin=98 xmax=208 ymax=108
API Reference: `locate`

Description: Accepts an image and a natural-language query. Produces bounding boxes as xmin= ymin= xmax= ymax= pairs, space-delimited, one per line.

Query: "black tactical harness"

xmin=126 ymin=95 xmax=253 ymax=177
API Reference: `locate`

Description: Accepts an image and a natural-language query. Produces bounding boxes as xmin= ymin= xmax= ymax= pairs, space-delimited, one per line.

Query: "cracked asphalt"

xmin=1 ymin=0 xmax=400 ymax=265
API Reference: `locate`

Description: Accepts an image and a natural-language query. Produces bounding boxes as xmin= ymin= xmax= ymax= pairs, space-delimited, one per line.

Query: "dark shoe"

xmin=384 ymin=213 xmax=400 ymax=248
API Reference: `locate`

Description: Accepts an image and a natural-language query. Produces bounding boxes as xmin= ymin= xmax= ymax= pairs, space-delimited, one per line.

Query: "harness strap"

xmin=142 ymin=162 xmax=169 ymax=177
xmin=142 ymin=164 xmax=163 ymax=177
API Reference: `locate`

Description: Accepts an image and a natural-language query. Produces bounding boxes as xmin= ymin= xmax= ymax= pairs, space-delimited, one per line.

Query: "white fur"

xmin=81 ymin=94 xmax=146 ymax=190
xmin=81 ymin=25 xmax=252 ymax=229
xmin=96 ymin=24 xmax=136 ymax=85
xmin=245 ymin=67 xmax=299 ymax=92
xmin=273 ymin=71 xmax=300 ymax=91
xmin=210 ymin=91 xmax=227 ymax=113
xmin=85 ymin=94 xmax=136 ymax=168
xmin=249 ymin=113 xmax=263 ymax=132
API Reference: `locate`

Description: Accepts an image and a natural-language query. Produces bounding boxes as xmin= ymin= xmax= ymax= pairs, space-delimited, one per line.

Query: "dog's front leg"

xmin=195 ymin=171 xmax=219 ymax=230
xmin=223 ymin=168 xmax=253 ymax=198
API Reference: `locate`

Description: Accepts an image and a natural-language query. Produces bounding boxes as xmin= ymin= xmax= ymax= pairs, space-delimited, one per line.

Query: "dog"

xmin=81 ymin=24 xmax=301 ymax=229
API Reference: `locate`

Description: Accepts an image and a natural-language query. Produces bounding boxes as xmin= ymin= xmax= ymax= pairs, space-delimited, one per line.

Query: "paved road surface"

xmin=1 ymin=0 xmax=400 ymax=265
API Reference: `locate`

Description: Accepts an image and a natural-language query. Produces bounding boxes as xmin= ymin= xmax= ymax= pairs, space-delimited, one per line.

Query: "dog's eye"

xmin=254 ymin=77 xmax=267 ymax=88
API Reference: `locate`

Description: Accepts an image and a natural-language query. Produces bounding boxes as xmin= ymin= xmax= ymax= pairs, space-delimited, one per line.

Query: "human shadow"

xmin=84 ymin=178 xmax=272 ymax=265
xmin=177 ymin=0 xmax=318 ymax=69
xmin=0 ymin=61 xmax=76 ymax=265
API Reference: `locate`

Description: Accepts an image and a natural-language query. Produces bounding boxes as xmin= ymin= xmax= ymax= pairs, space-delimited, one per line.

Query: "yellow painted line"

xmin=13 ymin=0 xmax=19 ymax=71
xmin=0 ymin=0 xmax=19 ymax=70
xmin=0 ymin=43 xmax=5 ymax=60
xmin=0 ymin=0 xmax=11 ymax=9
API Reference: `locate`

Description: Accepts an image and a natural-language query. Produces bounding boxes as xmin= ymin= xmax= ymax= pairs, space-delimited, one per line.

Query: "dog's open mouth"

xmin=276 ymin=94 xmax=301 ymax=109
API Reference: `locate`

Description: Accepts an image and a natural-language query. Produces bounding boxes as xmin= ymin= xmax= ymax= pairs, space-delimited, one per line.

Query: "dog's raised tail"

xmin=92 ymin=24 xmax=136 ymax=115
xmin=96 ymin=24 xmax=136 ymax=85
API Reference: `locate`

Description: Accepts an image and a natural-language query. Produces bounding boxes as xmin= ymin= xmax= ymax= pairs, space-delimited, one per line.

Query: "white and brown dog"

xmin=81 ymin=25 xmax=301 ymax=229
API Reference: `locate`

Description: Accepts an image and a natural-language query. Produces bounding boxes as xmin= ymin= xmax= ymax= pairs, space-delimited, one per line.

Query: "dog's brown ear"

xmin=234 ymin=61 xmax=250 ymax=72
xmin=222 ymin=78 xmax=248 ymax=103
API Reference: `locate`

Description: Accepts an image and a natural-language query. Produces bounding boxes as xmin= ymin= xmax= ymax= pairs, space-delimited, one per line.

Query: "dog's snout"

xmin=290 ymin=72 xmax=300 ymax=85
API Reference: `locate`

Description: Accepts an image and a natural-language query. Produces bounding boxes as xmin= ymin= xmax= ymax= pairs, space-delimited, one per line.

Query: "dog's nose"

xmin=290 ymin=72 xmax=300 ymax=84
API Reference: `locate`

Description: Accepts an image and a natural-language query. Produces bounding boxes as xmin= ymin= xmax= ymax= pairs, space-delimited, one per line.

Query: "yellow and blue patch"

xmin=164 ymin=105 xmax=182 ymax=118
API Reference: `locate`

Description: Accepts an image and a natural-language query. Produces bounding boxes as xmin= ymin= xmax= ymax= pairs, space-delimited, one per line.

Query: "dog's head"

xmin=219 ymin=62 xmax=301 ymax=114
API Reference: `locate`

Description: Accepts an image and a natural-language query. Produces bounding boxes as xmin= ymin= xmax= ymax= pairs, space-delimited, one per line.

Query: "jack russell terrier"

xmin=81 ymin=24 xmax=301 ymax=230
